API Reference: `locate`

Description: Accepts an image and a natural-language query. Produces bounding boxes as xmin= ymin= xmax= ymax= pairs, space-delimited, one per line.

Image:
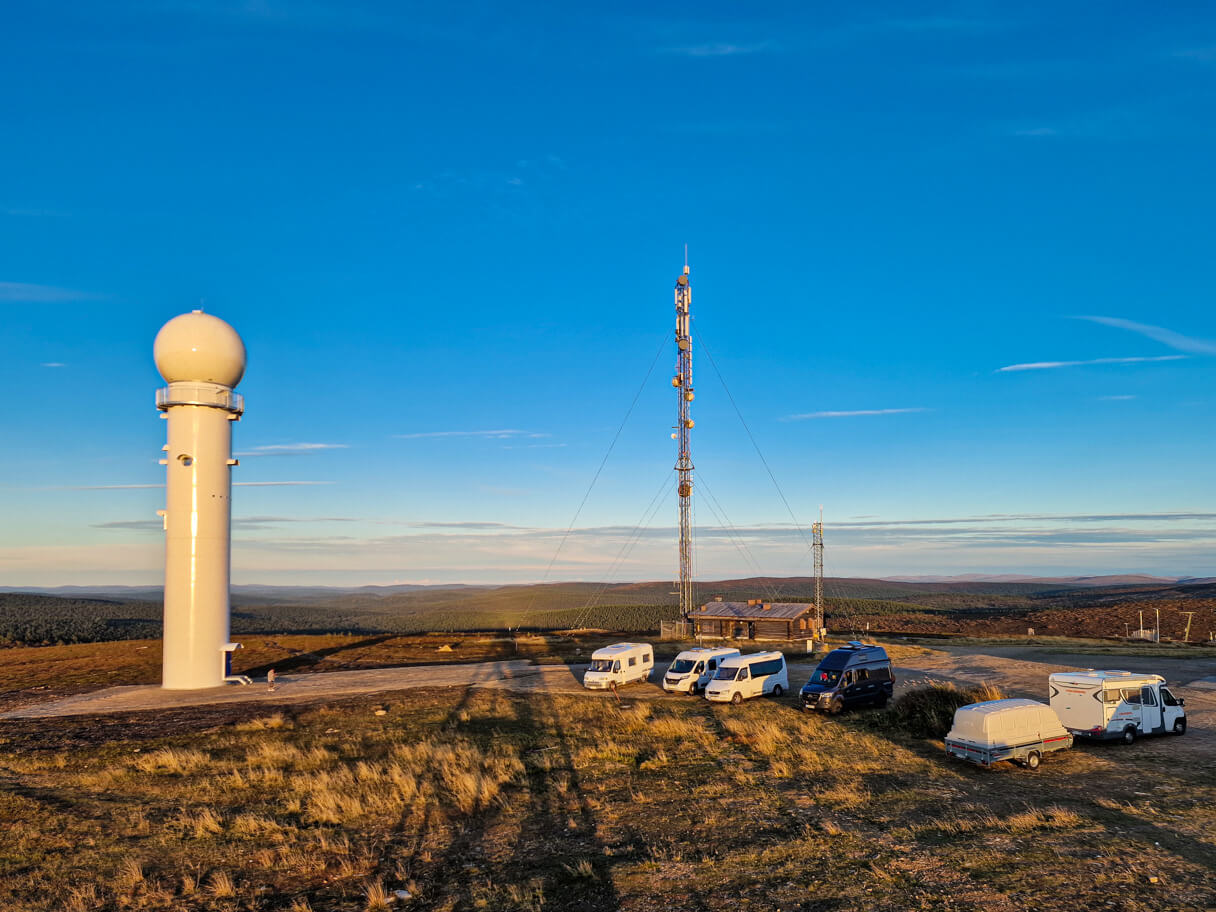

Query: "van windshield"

xmin=814 ymin=668 xmax=841 ymax=686
xmin=589 ymin=659 xmax=614 ymax=672
xmin=670 ymin=659 xmax=696 ymax=674
xmin=714 ymin=666 xmax=740 ymax=681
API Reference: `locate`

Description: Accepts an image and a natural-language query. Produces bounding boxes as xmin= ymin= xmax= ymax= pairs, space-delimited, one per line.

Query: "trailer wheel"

xmin=1173 ymin=719 xmax=1186 ymax=735
xmin=1122 ymin=727 xmax=1137 ymax=745
xmin=1025 ymin=751 xmax=1041 ymax=770
xmin=731 ymin=691 xmax=743 ymax=706
xmin=772 ymin=684 xmax=784 ymax=698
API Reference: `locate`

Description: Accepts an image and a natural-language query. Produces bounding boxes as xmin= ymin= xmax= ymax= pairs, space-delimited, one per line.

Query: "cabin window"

xmin=612 ymin=661 xmax=621 ymax=673
xmin=1120 ymin=688 xmax=1142 ymax=705
xmin=843 ymin=671 xmax=854 ymax=687
xmin=1101 ymin=690 xmax=1122 ymax=704
xmin=693 ymin=662 xmax=704 ymax=673
xmin=1141 ymin=686 xmax=1157 ymax=707
xmin=1161 ymin=687 xmax=1180 ymax=706
xmin=628 ymin=656 xmax=637 ymax=667
xmin=738 ymin=666 xmax=750 ymax=680
xmin=856 ymin=668 xmax=869 ymax=681
xmin=644 ymin=652 xmax=652 ymax=663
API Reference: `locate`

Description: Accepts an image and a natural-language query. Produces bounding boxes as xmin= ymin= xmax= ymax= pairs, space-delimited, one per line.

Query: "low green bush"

xmin=884 ymin=681 xmax=1005 ymax=739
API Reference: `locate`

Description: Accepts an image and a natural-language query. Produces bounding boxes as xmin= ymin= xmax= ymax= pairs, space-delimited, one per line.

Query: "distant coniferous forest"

xmin=3 ymin=577 xmax=1212 ymax=646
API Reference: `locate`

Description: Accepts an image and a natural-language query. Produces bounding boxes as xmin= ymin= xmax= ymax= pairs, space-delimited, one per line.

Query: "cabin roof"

xmin=694 ymin=601 xmax=815 ymax=621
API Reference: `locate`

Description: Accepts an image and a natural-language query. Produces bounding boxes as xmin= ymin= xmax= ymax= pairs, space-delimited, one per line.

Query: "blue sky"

xmin=3 ymin=1 xmax=1216 ymax=585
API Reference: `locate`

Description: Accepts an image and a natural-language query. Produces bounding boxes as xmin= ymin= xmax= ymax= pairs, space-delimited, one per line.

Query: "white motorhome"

xmin=662 ymin=647 xmax=740 ymax=695
xmin=704 ymin=651 xmax=788 ymax=705
xmin=945 ymin=699 xmax=1073 ymax=770
xmin=582 ymin=643 xmax=654 ymax=691
xmin=1049 ymin=670 xmax=1186 ymax=743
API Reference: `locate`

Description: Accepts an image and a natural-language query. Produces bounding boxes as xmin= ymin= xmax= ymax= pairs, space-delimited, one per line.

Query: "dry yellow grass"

xmin=132 ymin=746 xmax=209 ymax=774
xmin=0 ymin=681 xmax=1210 ymax=911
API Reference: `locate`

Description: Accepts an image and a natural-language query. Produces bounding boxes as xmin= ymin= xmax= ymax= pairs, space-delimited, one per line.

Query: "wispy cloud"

xmin=782 ymin=408 xmax=930 ymax=421
xmin=1098 ymin=395 xmax=1136 ymax=401
xmin=996 ymin=355 xmax=1185 ymax=372
xmin=40 ymin=362 xmax=66 ymax=368
xmin=59 ymin=481 xmax=334 ymax=490
xmin=235 ymin=443 xmax=349 ymax=456
xmin=660 ymin=41 xmax=773 ymax=57
xmin=94 ymin=515 xmax=361 ymax=532
xmin=1076 ymin=316 xmax=1216 ymax=355
xmin=0 ymin=282 xmax=99 ymax=302
xmin=394 ymin=429 xmax=549 ymax=440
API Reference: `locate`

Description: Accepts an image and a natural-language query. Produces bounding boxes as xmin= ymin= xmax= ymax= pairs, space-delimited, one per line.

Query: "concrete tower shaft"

xmin=154 ymin=311 xmax=245 ymax=690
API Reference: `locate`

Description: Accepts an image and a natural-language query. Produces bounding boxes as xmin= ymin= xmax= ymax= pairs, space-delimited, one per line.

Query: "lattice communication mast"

xmin=812 ymin=508 xmax=824 ymax=637
xmin=673 ymin=264 xmax=695 ymax=619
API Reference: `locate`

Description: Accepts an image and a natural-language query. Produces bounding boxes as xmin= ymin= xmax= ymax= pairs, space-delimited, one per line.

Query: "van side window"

xmin=644 ymin=652 xmax=652 ymax=664
xmin=708 ymin=660 xmax=717 ymax=670
xmin=843 ymin=671 xmax=854 ymax=686
xmin=694 ymin=662 xmax=704 ymax=673
xmin=738 ymin=666 xmax=749 ymax=680
xmin=1141 ymin=686 xmax=1157 ymax=706
xmin=1161 ymin=687 xmax=1180 ymax=706
xmin=1121 ymin=688 xmax=1142 ymax=705
xmin=1101 ymin=690 xmax=1121 ymax=704
xmin=613 ymin=661 xmax=620 ymax=673
xmin=748 ymin=658 xmax=784 ymax=678
xmin=856 ymin=668 xmax=869 ymax=681
xmin=629 ymin=656 xmax=637 ymax=667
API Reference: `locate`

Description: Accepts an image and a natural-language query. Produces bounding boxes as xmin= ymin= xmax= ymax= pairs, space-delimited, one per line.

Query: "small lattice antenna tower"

xmin=673 ymin=261 xmax=695 ymax=619
xmin=812 ymin=505 xmax=824 ymax=638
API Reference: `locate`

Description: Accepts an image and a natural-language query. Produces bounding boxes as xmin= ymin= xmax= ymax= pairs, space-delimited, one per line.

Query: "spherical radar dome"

xmin=154 ymin=311 xmax=247 ymax=387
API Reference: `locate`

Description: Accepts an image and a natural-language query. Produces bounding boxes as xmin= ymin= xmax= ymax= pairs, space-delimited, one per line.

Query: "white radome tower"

xmin=154 ymin=311 xmax=246 ymax=689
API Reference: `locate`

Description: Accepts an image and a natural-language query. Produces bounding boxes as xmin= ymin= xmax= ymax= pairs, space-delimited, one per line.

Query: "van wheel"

xmin=1025 ymin=751 xmax=1040 ymax=770
xmin=1173 ymin=719 xmax=1186 ymax=735
xmin=829 ymin=697 xmax=844 ymax=715
xmin=772 ymin=684 xmax=784 ymax=698
xmin=874 ymin=693 xmax=889 ymax=708
xmin=731 ymin=692 xmax=743 ymax=706
xmin=1122 ymin=727 xmax=1137 ymax=745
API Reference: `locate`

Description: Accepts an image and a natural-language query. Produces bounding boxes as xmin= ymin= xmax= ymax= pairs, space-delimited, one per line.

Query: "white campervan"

xmin=704 ymin=651 xmax=788 ymax=705
xmin=1049 ymin=670 xmax=1186 ymax=743
xmin=662 ymin=647 xmax=741 ymax=695
xmin=582 ymin=643 xmax=654 ymax=691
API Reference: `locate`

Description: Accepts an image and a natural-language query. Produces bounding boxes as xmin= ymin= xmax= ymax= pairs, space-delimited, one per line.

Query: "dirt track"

xmin=5 ymin=643 xmax=1214 ymax=763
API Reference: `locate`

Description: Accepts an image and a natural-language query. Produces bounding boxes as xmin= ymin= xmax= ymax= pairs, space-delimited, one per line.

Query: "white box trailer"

xmin=945 ymin=698 xmax=1073 ymax=770
xmin=582 ymin=643 xmax=654 ymax=690
xmin=1048 ymin=670 xmax=1186 ymax=743
xmin=662 ymin=646 xmax=741 ymax=694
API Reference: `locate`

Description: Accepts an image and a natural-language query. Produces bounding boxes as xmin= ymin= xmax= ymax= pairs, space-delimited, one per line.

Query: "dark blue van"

xmin=800 ymin=642 xmax=895 ymax=713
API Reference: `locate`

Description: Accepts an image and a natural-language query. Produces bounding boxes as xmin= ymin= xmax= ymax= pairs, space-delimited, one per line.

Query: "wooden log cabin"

xmin=691 ymin=598 xmax=816 ymax=641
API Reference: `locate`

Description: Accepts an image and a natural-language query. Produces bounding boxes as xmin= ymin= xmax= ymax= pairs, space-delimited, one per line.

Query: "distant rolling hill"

xmin=1 ymin=575 xmax=1212 ymax=645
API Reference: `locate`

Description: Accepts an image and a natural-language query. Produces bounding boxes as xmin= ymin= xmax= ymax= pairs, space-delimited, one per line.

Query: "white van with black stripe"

xmin=704 ymin=651 xmax=789 ymax=705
